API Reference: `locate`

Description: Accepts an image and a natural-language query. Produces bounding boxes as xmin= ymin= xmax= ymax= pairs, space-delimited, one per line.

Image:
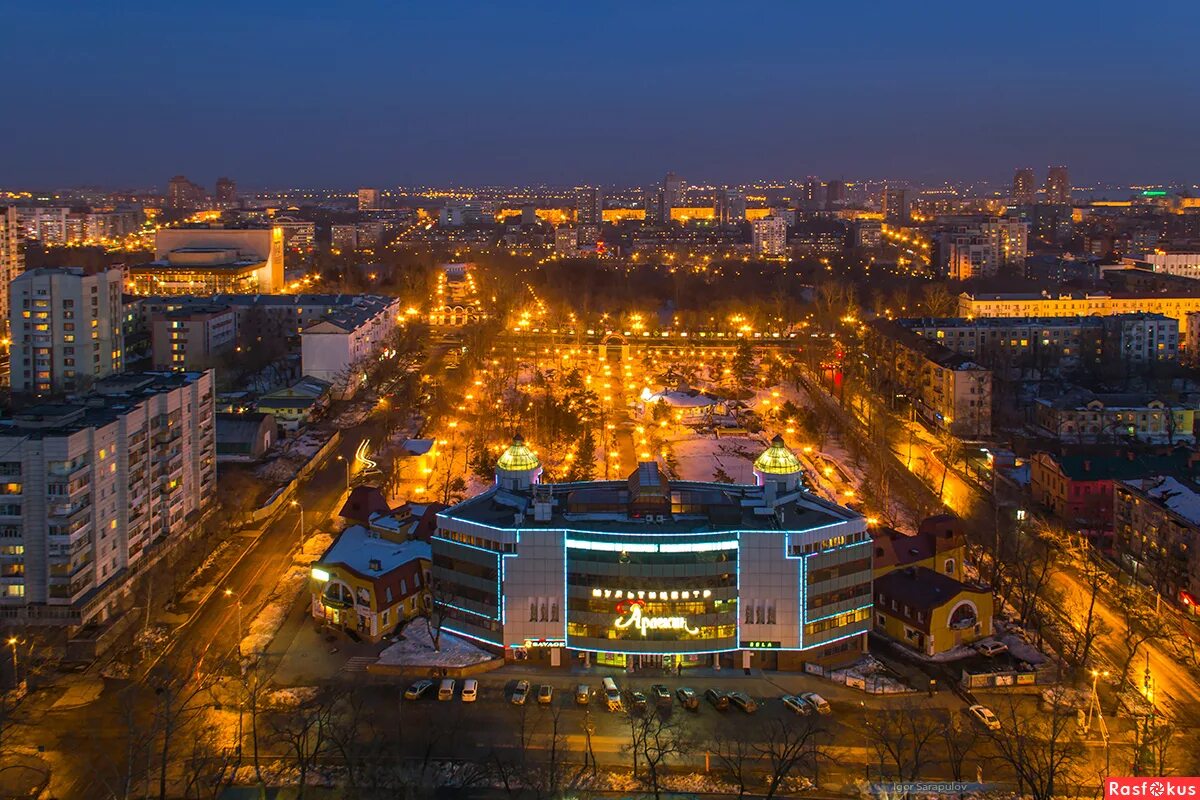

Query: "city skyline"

xmin=2 ymin=1 xmax=1198 ymax=187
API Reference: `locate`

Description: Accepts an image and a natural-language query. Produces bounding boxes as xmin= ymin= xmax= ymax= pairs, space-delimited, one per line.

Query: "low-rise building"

xmin=299 ymin=296 xmax=402 ymax=389
xmin=1030 ymin=449 xmax=1199 ymax=543
xmin=130 ymin=227 xmax=284 ymax=295
xmin=958 ymin=291 xmax=1200 ymax=348
xmin=870 ymin=515 xmax=993 ymax=656
xmin=255 ymin=376 xmax=331 ymax=431
xmin=867 ymin=319 xmax=993 ymax=437
xmin=1034 ymin=392 xmax=1197 ymax=445
xmin=215 ymin=412 xmax=276 ymax=462
xmin=309 ymin=524 xmax=432 ymax=641
xmin=1114 ymin=476 xmax=1200 ymax=611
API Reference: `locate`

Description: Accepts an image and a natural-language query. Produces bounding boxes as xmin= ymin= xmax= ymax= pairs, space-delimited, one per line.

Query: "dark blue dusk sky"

xmin=2 ymin=1 xmax=1197 ymax=189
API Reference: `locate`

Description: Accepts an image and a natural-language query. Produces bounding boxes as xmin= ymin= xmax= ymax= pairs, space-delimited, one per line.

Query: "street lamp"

xmin=224 ymin=589 xmax=243 ymax=658
xmin=335 ymin=455 xmax=350 ymax=491
xmin=291 ymin=500 xmax=305 ymax=548
xmin=6 ymin=636 xmax=17 ymax=688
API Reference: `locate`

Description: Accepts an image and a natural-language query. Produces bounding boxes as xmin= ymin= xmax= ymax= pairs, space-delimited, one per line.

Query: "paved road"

xmin=15 ymin=417 xmax=380 ymax=800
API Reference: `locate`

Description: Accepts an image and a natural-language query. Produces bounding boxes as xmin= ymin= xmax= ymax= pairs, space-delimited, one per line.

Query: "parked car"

xmin=800 ymin=692 xmax=832 ymax=715
xmin=511 ymin=680 xmax=531 ymax=705
xmin=651 ymin=684 xmax=672 ymax=707
xmin=628 ymin=690 xmax=648 ymax=712
xmin=675 ymin=687 xmax=700 ymax=710
xmin=727 ymin=691 xmax=758 ymax=713
xmin=437 ymin=679 xmax=456 ymax=701
xmin=575 ymin=684 xmax=591 ymax=706
xmin=537 ymin=684 xmax=554 ymax=705
xmin=782 ymin=695 xmax=812 ymax=715
xmin=461 ymin=679 xmax=478 ymax=703
xmin=404 ymin=679 xmax=434 ymax=700
xmin=975 ymin=640 xmax=1009 ymax=657
xmin=603 ymin=677 xmax=622 ymax=711
xmin=968 ymin=704 xmax=1001 ymax=731
xmin=704 ymin=688 xmax=730 ymax=710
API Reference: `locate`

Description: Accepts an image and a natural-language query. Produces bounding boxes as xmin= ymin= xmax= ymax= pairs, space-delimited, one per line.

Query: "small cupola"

xmin=495 ymin=434 xmax=542 ymax=491
xmin=753 ymin=434 xmax=804 ymax=493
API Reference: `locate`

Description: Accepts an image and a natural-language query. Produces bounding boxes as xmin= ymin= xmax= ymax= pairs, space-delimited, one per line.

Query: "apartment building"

xmin=9 ymin=267 xmax=125 ymax=395
xmin=0 ymin=370 xmax=215 ymax=625
xmin=1034 ymin=391 xmax=1197 ymax=445
xmin=958 ymin=292 xmax=1200 ymax=347
xmin=867 ymin=320 xmax=993 ymax=437
xmin=150 ymin=305 xmax=238 ymax=371
xmin=300 ymin=297 xmax=403 ymax=388
xmin=1114 ymin=476 xmax=1200 ymax=610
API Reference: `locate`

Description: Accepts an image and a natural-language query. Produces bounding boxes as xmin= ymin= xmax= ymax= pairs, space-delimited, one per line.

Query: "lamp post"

xmin=224 ymin=589 xmax=243 ymax=657
xmin=335 ymin=455 xmax=350 ymax=492
xmin=291 ymin=499 xmax=305 ymax=548
xmin=1086 ymin=668 xmax=1111 ymax=775
xmin=6 ymin=636 xmax=17 ymax=688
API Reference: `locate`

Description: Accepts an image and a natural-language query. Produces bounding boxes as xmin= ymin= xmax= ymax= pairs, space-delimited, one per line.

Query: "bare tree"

xmin=623 ymin=710 xmax=688 ymax=800
xmin=709 ymin=725 xmax=758 ymax=798
xmin=989 ymin=691 xmax=1085 ymax=800
xmin=861 ymin=699 xmax=942 ymax=785
xmin=267 ymin=687 xmax=337 ymax=799
xmin=758 ymin=715 xmax=828 ymax=799
xmin=1113 ymin=585 xmax=1170 ymax=708
xmin=145 ymin=653 xmax=220 ymax=800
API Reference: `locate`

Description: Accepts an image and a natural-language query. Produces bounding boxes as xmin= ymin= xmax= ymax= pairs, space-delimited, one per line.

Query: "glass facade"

xmin=564 ymin=540 xmax=739 ymax=653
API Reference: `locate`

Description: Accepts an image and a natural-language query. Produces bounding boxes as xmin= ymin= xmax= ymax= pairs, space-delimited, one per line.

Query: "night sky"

xmin=3 ymin=1 xmax=1197 ymax=189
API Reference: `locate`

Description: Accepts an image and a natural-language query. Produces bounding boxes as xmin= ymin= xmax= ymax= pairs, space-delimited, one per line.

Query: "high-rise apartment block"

xmin=215 ymin=177 xmax=237 ymax=206
xmin=663 ymin=172 xmax=686 ymax=211
xmin=715 ymin=188 xmax=747 ymax=224
xmin=0 ymin=371 xmax=215 ymax=624
xmin=1045 ymin=166 xmax=1071 ymax=204
xmin=752 ymin=216 xmax=788 ymax=257
xmin=883 ymin=186 xmax=910 ymax=224
xmin=167 ymin=175 xmax=207 ymax=209
xmin=358 ymin=188 xmax=381 ymax=211
xmin=9 ymin=267 xmax=124 ymax=395
xmin=574 ymin=186 xmax=603 ymax=226
xmin=1012 ymin=167 xmax=1036 ymax=204
xmin=0 ymin=206 xmax=24 ymax=339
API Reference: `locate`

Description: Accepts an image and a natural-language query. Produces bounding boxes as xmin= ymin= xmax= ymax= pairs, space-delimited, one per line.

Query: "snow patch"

xmin=377 ymin=620 xmax=496 ymax=667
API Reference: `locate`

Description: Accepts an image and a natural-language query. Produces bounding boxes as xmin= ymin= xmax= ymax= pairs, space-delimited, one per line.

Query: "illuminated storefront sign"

xmin=740 ymin=640 xmax=781 ymax=649
xmin=593 ymin=587 xmax=712 ymax=601
xmin=613 ymin=599 xmax=699 ymax=637
xmin=520 ymin=638 xmax=565 ymax=649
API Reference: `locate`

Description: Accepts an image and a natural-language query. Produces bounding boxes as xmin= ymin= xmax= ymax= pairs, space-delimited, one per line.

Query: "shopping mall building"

xmin=432 ymin=435 xmax=872 ymax=671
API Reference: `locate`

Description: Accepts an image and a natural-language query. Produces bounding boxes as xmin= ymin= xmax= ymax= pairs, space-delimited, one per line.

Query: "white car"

xmin=801 ymin=692 xmax=832 ymax=715
xmin=511 ymin=680 xmax=530 ymax=705
xmin=461 ymin=679 xmax=478 ymax=702
xmin=782 ymin=695 xmax=812 ymax=715
xmin=968 ymin=704 xmax=1001 ymax=731
xmin=975 ymin=640 xmax=1009 ymax=657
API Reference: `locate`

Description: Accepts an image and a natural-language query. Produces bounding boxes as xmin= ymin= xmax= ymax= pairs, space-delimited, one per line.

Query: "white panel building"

xmin=0 ymin=370 xmax=215 ymax=625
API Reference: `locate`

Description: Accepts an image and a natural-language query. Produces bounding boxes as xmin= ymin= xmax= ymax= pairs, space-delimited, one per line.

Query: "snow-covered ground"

xmin=241 ymin=565 xmax=308 ymax=657
xmin=295 ymin=532 xmax=333 ymax=566
xmin=377 ymin=620 xmax=496 ymax=667
xmin=829 ymin=655 xmax=915 ymax=694
xmin=669 ymin=434 xmax=763 ymax=483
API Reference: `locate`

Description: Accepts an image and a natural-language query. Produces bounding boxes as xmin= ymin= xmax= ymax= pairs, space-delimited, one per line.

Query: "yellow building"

xmin=870 ymin=515 xmax=994 ymax=656
xmin=309 ymin=524 xmax=431 ymax=641
xmin=873 ymin=567 xmax=993 ymax=656
xmin=959 ymin=291 xmax=1200 ymax=346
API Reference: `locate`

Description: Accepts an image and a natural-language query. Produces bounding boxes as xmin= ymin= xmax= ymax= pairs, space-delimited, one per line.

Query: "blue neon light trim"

xmin=441 ymin=601 xmax=500 ymax=621
xmin=441 ymin=625 xmax=502 ymax=648
xmin=431 ymin=535 xmax=510 ymax=556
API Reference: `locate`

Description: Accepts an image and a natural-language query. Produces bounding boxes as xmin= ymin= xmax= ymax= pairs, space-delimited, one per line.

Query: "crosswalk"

xmin=341 ymin=656 xmax=378 ymax=673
